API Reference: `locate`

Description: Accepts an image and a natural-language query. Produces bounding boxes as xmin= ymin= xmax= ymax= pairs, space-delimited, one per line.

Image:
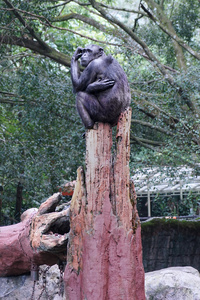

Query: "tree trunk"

xmin=15 ymin=181 xmax=23 ymax=222
xmin=64 ymin=108 xmax=145 ymax=300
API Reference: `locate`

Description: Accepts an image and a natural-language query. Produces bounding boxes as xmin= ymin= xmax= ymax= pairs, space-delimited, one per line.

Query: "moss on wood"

xmin=141 ymin=218 xmax=200 ymax=234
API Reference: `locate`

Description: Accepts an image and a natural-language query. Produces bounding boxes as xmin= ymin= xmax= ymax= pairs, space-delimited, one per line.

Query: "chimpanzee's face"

xmin=80 ymin=45 xmax=103 ymax=67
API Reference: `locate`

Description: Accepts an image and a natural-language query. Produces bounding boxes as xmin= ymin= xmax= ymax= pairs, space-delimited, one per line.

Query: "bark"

xmin=15 ymin=181 xmax=23 ymax=222
xmin=0 ymin=35 xmax=71 ymax=67
xmin=64 ymin=108 xmax=145 ymax=300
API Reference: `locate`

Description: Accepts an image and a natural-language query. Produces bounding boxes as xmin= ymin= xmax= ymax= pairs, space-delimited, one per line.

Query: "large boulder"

xmin=145 ymin=266 xmax=200 ymax=300
xmin=2 ymin=265 xmax=200 ymax=299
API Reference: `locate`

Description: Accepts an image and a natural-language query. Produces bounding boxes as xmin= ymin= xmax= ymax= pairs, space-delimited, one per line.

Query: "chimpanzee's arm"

xmin=71 ymin=47 xmax=82 ymax=93
xmin=86 ymin=79 xmax=115 ymax=93
xmin=71 ymin=48 xmax=97 ymax=93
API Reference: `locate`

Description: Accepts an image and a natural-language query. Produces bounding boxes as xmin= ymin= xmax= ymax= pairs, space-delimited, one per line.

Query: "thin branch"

xmin=0 ymin=98 xmax=24 ymax=105
xmin=39 ymin=20 xmax=121 ymax=47
xmin=131 ymin=88 xmax=165 ymax=98
xmin=99 ymin=3 xmax=148 ymax=16
xmin=1 ymin=7 xmax=49 ymax=21
xmin=131 ymin=119 xmax=174 ymax=136
xmin=0 ymin=52 xmax=41 ymax=63
xmin=0 ymin=91 xmax=19 ymax=97
xmin=134 ymin=97 xmax=179 ymax=123
xmin=133 ymin=98 xmax=199 ymax=145
xmin=2 ymin=6 xmax=117 ymax=47
xmin=52 ymin=12 xmax=108 ymax=32
xmin=130 ymin=134 xmax=157 ymax=150
xmin=73 ymin=0 xmax=148 ymax=16
xmin=47 ymin=0 xmax=72 ymax=10
xmin=72 ymin=0 xmax=90 ymax=6
xmin=133 ymin=14 xmax=143 ymax=31
xmin=134 ymin=136 xmax=165 ymax=146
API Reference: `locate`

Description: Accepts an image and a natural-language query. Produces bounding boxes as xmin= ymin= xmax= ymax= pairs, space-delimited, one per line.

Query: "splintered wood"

xmin=64 ymin=108 xmax=145 ymax=300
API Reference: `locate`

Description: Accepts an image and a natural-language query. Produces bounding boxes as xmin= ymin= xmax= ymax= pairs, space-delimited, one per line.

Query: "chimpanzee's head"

xmin=80 ymin=45 xmax=104 ymax=67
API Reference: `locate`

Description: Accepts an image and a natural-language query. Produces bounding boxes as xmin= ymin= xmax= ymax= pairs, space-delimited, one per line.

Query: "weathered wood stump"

xmin=64 ymin=108 xmax=145 ymax=300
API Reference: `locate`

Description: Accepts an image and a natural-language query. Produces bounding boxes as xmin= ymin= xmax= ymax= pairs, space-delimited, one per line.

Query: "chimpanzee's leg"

xmin=76 ymin=92 xmax=103 ymax=129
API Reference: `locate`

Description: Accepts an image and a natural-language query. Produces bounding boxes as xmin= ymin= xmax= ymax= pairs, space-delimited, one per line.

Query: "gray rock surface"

xmin=1 ymin=265 xmax=200 ymax=299
xmin=0 ymin=264 xmax=64 ymax=300
xmin=145 ymin=266 xmax=200 ymax=300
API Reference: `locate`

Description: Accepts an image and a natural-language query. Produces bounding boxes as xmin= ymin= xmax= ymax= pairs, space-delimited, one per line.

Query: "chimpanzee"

xmin=71 ymin=44 xmax=131 ymax=129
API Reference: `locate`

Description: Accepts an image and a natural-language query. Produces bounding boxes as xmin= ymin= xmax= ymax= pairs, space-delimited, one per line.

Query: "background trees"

xmin=0 ymin=0 xmax=200 ymax=223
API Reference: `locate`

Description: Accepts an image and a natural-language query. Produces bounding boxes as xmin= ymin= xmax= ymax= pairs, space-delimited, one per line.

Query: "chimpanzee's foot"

xmin=85 ymin=121 xmax=94 ymax=129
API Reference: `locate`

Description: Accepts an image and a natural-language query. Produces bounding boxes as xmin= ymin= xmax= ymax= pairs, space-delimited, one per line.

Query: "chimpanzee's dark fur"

xmin=71 ymin=45 xmax=131 ymax=129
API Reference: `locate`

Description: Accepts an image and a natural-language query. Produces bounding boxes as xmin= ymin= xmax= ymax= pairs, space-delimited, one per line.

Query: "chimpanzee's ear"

xmin=99 ymin=47 xmax=104 ymax=55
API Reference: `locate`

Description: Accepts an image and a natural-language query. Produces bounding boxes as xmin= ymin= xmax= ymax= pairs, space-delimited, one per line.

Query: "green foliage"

xmin=0 ymin=55 xmax=85 ymax=223
xmin=138 ymin=192 xmax=200 ymax=217
xmin=171 ymin=0 xmax=200 ymax=43
xmin=141 ymin=217 xmax=200 ymax=234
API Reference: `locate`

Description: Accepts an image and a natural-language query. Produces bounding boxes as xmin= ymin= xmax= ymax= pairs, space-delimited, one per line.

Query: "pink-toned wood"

xmin=0 ymin=193 xmax=68 ymax=276
xmin=64 ymin=108 xmax=145 ymax=300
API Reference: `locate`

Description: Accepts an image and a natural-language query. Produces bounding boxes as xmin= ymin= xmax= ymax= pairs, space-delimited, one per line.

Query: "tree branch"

xmin=131 ymin=119 xmax=174 ymax=136
xmin=0 ymin=35 xmax=71 ymax=67
xmin=3 ymin=0 xmax=48 ymax=50
xmin=99 ymin=3 xmax=148 ymax=16
xmin=48 ymin=0 xmax=72 ymax=10
xmin=133 ymin=97 xmax=179 ymax=124
xmin=130 ymin=134 xmax=157 ymax=150
xmin=142 ymin=0 xmax=200 ymax=61
xmin=131 ymin=135 xmax=165 ymax=146
xmin=52 ymin=13 xmax=107 ymax=32
xmin=131 ymin=88 xmax=166 ymax=98
xmin=89 ymin=0 xmax=175 ymax=87
xmin=42 ymin=21 xmax=120 ymax=47
xmin=0 ymin=98 xmax=24 ymax=105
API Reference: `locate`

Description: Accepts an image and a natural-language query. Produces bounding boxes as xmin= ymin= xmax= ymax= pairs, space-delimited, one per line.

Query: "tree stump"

xmin=64 ymin=108 xmax=145 ymax=300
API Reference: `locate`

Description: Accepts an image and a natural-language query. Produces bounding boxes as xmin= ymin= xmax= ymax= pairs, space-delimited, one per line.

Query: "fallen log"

xmin=0 ymin=193 xmax=70 ymax=276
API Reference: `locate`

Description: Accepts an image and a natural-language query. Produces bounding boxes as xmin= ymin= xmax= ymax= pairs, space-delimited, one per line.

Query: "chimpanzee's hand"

xmin=99 ymin=78 xmax=115 ymax=87
xmin=74 ymin=47 xmax=83 ymax=61
xmin=86 ymin=78 xmax=115 ymax=93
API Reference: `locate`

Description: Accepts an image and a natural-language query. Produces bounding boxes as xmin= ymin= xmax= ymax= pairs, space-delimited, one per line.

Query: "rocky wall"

xmin=141 ymin=218 xmax=200 ymax=272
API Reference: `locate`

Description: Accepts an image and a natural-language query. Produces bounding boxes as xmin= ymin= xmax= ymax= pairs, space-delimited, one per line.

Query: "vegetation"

xmin=141 ymin=217 xmax=200 ymax=234
xmin=0 ymin=0 xmax=200 ymax=224
xmin=151 ymin=192 xmax=200 ymax=217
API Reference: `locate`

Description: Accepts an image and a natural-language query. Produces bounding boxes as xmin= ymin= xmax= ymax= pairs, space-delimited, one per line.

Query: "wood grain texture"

xmin=64 ymin=108 xmax=145 ymax=300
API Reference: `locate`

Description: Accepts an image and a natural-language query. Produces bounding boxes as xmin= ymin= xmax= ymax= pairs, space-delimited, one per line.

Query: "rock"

xmin=145 ymin=266 xmax=200 ymax=300
xmin=2 ymin=265 xmax=200 ymax=300
xmin=0 ymin=264 xmax=64 ymax=300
